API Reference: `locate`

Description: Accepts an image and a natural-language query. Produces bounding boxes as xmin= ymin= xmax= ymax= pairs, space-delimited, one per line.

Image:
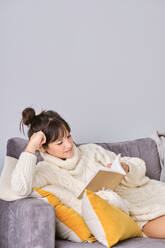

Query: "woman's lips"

xmin=65 ymin=148 xmax=73 ymax=153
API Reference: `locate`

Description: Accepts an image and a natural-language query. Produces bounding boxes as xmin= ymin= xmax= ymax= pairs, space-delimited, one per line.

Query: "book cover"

xmin=77 ymin=154 xmax=126 ymax=198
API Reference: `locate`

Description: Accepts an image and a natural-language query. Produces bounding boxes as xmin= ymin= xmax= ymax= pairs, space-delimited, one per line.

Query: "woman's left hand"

xmin=107 ymin=162 xmax=129 ymax=173
xmin=121 ymin=162 xmax=129 ymax=173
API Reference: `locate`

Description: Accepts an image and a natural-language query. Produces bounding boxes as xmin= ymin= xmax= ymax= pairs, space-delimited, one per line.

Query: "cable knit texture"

xmin=11 ymin=143 xmax=165 ymax=229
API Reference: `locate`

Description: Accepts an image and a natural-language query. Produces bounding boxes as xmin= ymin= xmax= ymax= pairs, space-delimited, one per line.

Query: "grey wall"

xmin=1 ymin=0 xmax=165 ymax=171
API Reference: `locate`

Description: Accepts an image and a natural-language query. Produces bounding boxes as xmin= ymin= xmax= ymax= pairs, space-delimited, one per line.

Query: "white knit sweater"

xmin=11 ymin=143 xmax=165 ymax=228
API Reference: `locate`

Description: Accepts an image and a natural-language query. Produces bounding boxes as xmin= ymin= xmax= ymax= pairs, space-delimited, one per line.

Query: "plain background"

xmin=0 ymin=0 xmax=165 ymax=171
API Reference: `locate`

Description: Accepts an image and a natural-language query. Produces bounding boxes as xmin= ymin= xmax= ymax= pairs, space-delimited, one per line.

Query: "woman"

xmin=11 ymin=107 xmax=165 ymax=238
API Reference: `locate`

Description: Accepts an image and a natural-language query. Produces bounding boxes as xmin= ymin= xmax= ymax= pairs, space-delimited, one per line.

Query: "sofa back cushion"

xmin=7 ymin=137 xmax=161 ymax=180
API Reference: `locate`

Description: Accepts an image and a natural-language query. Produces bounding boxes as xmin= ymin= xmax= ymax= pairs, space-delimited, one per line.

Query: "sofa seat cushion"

xmin=56 ymin=237 xmax=165 ymax=248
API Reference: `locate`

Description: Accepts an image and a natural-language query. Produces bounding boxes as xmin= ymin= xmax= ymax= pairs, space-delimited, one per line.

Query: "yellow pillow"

xmin=82 ymin=190 xmax=142 ymax=248
xmin=34 ymin=188 xmax=96 ymax=243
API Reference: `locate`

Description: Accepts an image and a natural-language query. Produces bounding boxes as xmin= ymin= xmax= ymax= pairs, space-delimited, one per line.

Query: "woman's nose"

xmin=64 ymin=139 xmax=72 ymax=148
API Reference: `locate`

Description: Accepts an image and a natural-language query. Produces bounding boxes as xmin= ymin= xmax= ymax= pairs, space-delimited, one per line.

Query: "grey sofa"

xmin=0 ymin=137 xmax=165 ymax=248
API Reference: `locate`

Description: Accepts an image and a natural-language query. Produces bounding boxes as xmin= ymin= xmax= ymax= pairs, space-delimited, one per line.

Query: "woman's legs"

xmin=142 ymin=215 xmax=165 ymax=238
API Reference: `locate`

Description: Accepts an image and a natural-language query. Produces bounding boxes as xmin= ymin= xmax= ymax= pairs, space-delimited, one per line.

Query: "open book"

xmin=77 ymin=154 xmax=126 ymax=198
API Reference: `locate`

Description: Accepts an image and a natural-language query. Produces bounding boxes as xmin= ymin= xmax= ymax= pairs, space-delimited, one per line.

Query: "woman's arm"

xmin=94 ymin=144 xmax=117 ymax=166
xmin=120 ymin=156 xmax=150 ymax=187
xmin=11 ymin=131 xmax=46 ymax=196
xmin=11 ymin=152 xmax=37 ymax=196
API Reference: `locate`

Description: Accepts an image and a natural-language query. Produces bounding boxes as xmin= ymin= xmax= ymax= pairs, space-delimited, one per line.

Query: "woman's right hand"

xmin=25 ymin=131 xmax=46 ymax=154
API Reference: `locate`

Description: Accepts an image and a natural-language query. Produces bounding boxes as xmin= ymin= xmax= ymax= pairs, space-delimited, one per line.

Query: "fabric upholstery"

xmin=56 ymin=238 xmax=165 ymax=247
xmin=0 ymin=198 xmax=55 ymax=248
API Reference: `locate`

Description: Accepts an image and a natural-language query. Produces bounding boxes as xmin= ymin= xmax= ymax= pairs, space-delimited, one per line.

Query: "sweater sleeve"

xmin=11 ymin=152 xmax=85 ymax=198
xmin=120 ymin=156 xmax=150 ymax=187
xmin=11 ymin=152 xmax=37 ymax=196
xmin=94 ymin=144 xmax=117 ymax=166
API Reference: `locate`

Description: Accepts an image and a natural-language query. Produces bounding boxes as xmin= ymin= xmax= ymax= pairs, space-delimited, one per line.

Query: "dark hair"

xmin=20 ymin=107 xmax=71 ymax=148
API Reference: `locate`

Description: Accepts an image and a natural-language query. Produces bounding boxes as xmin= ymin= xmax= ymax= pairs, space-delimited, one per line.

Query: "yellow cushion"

xmin=34 ymin=188 xmax=96 ymax=243
xmin=82 ymin=190 xmax=142 ymax=247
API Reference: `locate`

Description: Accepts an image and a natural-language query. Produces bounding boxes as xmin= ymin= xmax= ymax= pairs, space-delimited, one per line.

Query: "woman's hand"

xmin=107 ymin=162 xmax=129 ymax=173
xmin=25 ymin=131 xmax=46 ymax=154
xmin=121 ymin=162 xmax=129 ymax=173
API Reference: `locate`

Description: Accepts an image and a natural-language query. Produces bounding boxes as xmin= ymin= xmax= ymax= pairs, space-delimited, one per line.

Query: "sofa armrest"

xmin=0 ymin=198 xmax=56 ymax=248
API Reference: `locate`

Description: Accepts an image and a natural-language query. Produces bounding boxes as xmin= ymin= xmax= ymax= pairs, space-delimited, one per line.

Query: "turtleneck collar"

xmin=40 ymin=144 xmax=80 ymax=170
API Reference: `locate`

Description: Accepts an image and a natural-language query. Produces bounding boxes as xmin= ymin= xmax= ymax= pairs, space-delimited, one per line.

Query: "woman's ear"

xmin=39 ymin=146 xmax=46 ymax=153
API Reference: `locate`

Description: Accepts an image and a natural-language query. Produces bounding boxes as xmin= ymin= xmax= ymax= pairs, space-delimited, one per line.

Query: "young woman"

xmin=11 ymin=107 xmax=165 ymax=239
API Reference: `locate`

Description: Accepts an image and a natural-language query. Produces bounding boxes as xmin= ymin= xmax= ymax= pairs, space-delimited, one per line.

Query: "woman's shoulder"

xmin=78 ymin=143 xmax=102 ymax=152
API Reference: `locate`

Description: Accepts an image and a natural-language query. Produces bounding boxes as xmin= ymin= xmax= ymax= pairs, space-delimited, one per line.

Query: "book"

xmin=77 ymin=154 xmax=126 ymax=199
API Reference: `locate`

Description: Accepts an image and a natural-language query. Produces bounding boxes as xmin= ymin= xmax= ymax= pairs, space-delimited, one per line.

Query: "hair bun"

xmin=22 ymin=107 xmax=36 ymax=125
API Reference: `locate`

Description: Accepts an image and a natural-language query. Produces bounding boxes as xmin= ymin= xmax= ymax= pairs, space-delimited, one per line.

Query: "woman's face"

xmin=45 ymin=131 xmax=74 ymax=159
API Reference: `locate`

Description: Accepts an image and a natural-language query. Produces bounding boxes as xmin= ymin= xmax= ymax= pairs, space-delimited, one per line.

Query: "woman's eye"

xmin=67 ymin=135 xmax=71 ymax=139
xmin=57 ymin=142 xmax=62 ymax=145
